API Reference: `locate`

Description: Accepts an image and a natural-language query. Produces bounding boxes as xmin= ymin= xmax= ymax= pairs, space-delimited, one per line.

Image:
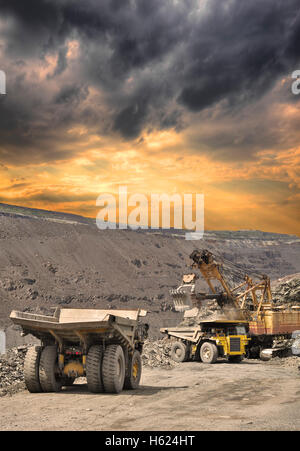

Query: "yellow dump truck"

xmin=10 ymin=308 xmax=148 ymax=394
xmin=160 ymin=319 xmax=250 ymax=364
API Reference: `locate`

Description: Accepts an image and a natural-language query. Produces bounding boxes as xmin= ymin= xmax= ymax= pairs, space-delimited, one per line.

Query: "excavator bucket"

xmin=170 ymin=285 xmax=194 ymax=312
xmin=170 ymin=275 xmax=196 ymax=312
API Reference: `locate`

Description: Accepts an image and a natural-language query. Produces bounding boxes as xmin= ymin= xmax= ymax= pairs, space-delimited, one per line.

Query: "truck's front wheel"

xmin=200 ymin=342 xmax=218 ymax=364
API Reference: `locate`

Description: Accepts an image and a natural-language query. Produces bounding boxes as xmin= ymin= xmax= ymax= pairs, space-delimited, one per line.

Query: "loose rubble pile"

xmin=179 ymin=299 xmax=243 ymax=326
xmin=142 ymin=338 xmax=180 ymax=369
xmin=272 ymin=275 xmax=300 ymax=305
xmin=266 ymin=355 xmax=300 ymax=368
xmin=0 ymin=345 xmax=27 ymax=397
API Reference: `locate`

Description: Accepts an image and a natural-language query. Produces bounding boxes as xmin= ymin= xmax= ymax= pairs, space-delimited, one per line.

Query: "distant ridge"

xmin=0 ymin=202 xmax=299 ymax=241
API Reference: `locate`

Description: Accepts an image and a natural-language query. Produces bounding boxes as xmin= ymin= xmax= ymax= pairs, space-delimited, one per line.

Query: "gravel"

xmin=0 ymin=345 xmax=27 ymax=397
xmin=1 ymin=340 xmax=299 ymax=398
xmin=142 ymin=339 xmax=180 ymax=369
xmin=272 ymin=274 xmax=300 ymax=305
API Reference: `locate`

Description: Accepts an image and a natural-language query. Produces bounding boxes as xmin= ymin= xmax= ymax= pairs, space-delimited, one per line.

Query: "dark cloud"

xmin=177 ymin=1 xmax=297 ymax=112
xmin=48 ymin=46 xmax=69 ymax=79
xmin=0 ymin=182 xmax=30 ymax=193
xmin=0 ymin=0 xmax=300 ymax=163
xmin=114 ymin=102 xmax=148 ymax=139
xmin=54 ymin=83 xmax=89 ymax=105
xmin=23 ymin=191 xmax=96 ymax=203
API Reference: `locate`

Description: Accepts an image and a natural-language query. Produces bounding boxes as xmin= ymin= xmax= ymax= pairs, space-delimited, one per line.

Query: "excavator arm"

xmin=171 ymin=249 xmax=273 ymax=316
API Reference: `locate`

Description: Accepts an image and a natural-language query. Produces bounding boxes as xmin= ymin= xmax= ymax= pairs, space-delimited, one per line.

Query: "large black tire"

xmin=24 ymin=346 xmax=43 ymax=393
xmin=39 ymin=346 xmax=63 ymax=392
xmin=86 ymin=345 xmax=104 ymax=393
xmin=200 ymin=341 xmax=218 ymax=364
xmin=124 ymin=350 xmax=142 ymax=390
xmin=170 ymin=341 xmax=189 ymax=363
xmin=102 ymin=345 xmax=125 ymax=394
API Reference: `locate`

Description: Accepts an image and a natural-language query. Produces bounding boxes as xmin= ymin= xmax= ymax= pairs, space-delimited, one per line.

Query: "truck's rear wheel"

xmin=86 ymin=345 xmax=104 ymax=393
xmin=39 ymin=345 xmax=63 ymax=392
xmin=124 ymin=350 xmax=142 ymax=390
xmin=200 ymin=342 xmax=218 ymax=364
xmin=102 ymin=345 xmax=125 ymax=393
xmin=24 ymin=345 xmax=43 ymax=393
xmin=171 ymin=341 xmax=189 ymax=363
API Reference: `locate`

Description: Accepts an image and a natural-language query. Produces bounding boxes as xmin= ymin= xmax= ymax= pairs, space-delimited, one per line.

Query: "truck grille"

xmin=230 ymin=337 xmax=241 ymax=352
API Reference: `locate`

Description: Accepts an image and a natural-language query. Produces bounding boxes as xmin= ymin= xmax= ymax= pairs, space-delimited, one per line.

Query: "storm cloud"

xmin=0 ymin=0 xmax=300 ymax=163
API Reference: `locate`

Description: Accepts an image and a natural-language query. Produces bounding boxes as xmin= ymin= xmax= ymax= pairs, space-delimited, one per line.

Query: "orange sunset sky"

xmin=0 ymin=1 xmax=300 ymax=235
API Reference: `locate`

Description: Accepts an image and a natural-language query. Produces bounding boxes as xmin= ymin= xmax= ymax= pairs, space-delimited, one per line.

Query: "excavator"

xmin=161 ymin=249 xmax=300 ymax=362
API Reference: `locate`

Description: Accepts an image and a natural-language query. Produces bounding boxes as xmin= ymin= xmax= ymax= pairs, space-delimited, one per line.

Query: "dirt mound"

xmin=266 ymin=355 xmax=300 ymax=368
xmin=142 ymin=339 xmax=179 ymax=369
xmin=179 ymin=298 xmax=245 ymax=326
xmin=0 ymin=345 xmax=27 ymax=397
xmin=272 ymin=274 xmax=300 ymax=305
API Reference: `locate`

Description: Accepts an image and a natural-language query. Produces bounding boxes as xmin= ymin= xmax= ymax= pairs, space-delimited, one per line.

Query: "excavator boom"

xmin=171 ymin=249 xmax=273 ymax=318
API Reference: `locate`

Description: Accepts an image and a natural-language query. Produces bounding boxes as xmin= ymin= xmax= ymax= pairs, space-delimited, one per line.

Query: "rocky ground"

xmin=1 ymin=338 xmax=299 ymax=399
xmin=142 ymin=338 xmax=180 ymax=369
xmin=0 ymin=345 xmax=27 ymax=397
xmin=272 ymin=273 xmax=300 ymax=305
xmin=1 ymin=355 xmax=300 ymax=431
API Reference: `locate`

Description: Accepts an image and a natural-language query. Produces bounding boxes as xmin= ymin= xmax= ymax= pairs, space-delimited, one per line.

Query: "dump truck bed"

xmin=160 ymin=325 xmax=202 ymax=343
xmin=10 ymin=308 xmax=147 ymax=350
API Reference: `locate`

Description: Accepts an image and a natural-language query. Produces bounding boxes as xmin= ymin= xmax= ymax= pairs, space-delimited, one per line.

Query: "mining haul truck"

xmin=160 ymin=319 xmax=250 ymax=364
xmin=162 ymin=249 xmax=300 ymax=362
xmin=10 ymin=308 xmax=149 ymax=394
